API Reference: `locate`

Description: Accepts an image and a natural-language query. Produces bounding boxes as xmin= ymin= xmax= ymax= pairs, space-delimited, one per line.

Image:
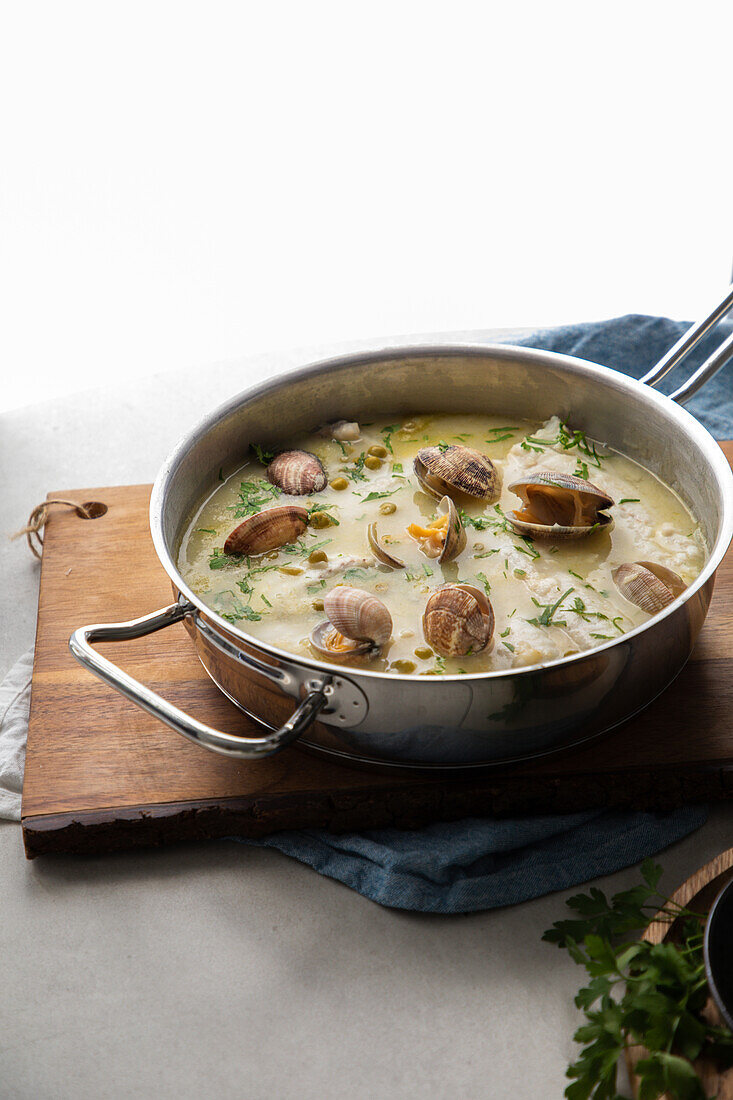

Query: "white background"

xmin=1 ymin=0 xmax=731 ymax=414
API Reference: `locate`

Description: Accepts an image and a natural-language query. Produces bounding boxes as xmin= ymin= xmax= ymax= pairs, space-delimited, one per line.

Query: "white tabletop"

xmin=2 ymin=334 xmax=731 ymax=1098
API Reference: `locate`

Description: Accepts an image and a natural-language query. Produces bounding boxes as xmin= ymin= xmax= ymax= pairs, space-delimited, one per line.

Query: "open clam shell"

xmin=310 ymin=622 xmax=374 ymax=658
xmin=436 ymin=496 xmax=466 ymax=564
xmin=612 ymin=560 xmax=685 ymax=614
xmin=507 ymin=471 xmax=614 ymax=540
xmin=508 ymin=511 xmax=614 ymax=541
xmin=224 ymin=505 xmax=308 ymax=555
xmin=422 ymin=582 xmax=494 ymax=658
xmin=406 ymin=496 xmax=466 ymax=564
xmin=414 ymin=445 xmax=501 ymax=503
xmin=311 ymin=587 xmax=392 ymax=658
xmin=368 ymin=523 xmax=405 ymax=568
xmin=266 ymin=450 xmax=327 ymax=495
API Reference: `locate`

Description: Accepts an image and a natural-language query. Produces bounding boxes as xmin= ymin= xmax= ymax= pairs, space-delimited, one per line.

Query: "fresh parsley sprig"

xmin=361 ymin=488 xmax=402 ymax=502
xmin=307 ymin=502 xmax=340 ymax=526
xmin=347 ymin=453 xmax=368 ymax=482
xmin=485 ymin=426 xmax=520 ymax=443
xmin=527 ymin=587 xmax=574 ymax=628
xmin=250 ymin=442 xmax=276 ymax=465
xmin=476 ymin=571 xmax=491 ymax=596
xmin=520 ymin=421 xmax=606 ymax=469
xmin=380 ymin=425 xmax=399 ymax=454
xmin=209 ymin=548 xmax=244 ymax=570
xmin=228 ymin=478 xmax=281 ymax=518
xmin=544 ymin=859 xmax=733 ymax=1100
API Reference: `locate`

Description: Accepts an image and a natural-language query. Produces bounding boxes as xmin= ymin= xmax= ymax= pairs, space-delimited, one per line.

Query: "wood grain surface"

xmin=625 ymin=847 xmax=733 ymax=1098
xmin=20 ymin=444 xmax=733 ymax=857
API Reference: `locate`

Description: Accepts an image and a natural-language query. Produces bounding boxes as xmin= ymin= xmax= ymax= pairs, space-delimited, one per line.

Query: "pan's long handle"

xmin=69 ymin=602 xmax=327 ymax=759
xmin=641 ymin=284 xmax=733 ymax=404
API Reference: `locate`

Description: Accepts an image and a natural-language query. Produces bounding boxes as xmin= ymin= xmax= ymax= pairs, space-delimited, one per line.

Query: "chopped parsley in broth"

xmin=177 ymin=414 xmax=706 ymax=676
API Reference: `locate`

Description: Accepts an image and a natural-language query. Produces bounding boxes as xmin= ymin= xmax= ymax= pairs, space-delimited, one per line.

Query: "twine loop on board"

xmin=11 ymin=499 xmax=101 ymax=559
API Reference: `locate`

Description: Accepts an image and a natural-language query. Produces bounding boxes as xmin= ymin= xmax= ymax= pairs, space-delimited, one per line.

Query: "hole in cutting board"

xmin=77 ymin=501 xmax=108 ymax=519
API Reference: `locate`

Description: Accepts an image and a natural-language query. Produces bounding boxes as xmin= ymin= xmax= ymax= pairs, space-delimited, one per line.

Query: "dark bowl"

xmin=704 ymin=876 xmax=733 ymax=1031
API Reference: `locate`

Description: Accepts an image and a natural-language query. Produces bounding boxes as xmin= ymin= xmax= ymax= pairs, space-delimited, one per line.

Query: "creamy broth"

xmin=177 ymin=415 xmax=705 ymax=675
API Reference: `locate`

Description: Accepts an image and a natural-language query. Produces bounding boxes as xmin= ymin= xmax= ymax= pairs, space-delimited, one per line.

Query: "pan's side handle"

xmin=641 ymin=284 xmax=733 ymax=404
xmin=69 ymin=602 xmax=327 ymax=759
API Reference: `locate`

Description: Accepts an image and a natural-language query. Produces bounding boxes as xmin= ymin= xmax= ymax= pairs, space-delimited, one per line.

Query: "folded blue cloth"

xmin=239 ymin=807 xmax=707 ymax=913
xmin=524 ymin=313 xmax=733 ymax=440
xmin=233 ymin=314 xmax=732 ymax=913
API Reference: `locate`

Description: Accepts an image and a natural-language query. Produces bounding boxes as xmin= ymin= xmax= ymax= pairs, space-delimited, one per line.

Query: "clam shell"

xmin=437 ymin=496 xmax=466 ymax=564
xmin=636 ymin=561 xmax=686 ymax=598
xmin=612 ymin=561 xmax=685 ymax=614
xmin=422 ymin=583 xmax=494 ymax=658
xmin=224 ymin=505 xmax=308 ymax=555
xmin=507 ymin=511 xmax=614 ymax=541
xmin=452 ymin=582 xmax=494 ymax=619
xmin=368 ymin=523 xmax=405 ymax=568
xmin=414 ymin=445 xmax=501 ymax=503
xmin=324 ymin=586 xmax=393 ymax=646
xmin=310 ymin=621 xmax=372 ymax=658
xmin=507 ymin=470 xmax=614 ymax=539
xmin=266 ymin=450 xmax=327 ymax=495
xmin=405 ymin=496 xmax=466 ymax=563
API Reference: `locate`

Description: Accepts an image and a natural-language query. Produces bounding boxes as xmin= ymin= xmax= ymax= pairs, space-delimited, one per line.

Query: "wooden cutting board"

xmin=21 ymin=445 xmax=733 ymax=858
xmin=625 ymin=847 xmax=733 ymax=1098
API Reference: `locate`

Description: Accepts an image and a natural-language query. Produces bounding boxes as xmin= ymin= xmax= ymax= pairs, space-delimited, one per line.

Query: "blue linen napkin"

xmin=233 ymin=314 xmax=732 ymax=913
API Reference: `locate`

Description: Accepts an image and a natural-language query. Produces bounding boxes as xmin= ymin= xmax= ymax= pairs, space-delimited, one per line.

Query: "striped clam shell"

xmin=224 ymin=505 xmax=308 ymax=555
xmin=612 ymin=561 xmax=685 ymax=614
xmin=422 ymin=583 xmax=494 ymax=658
xmin=414 ymin=445 xmax=502 ymax=503
xmin=310 ymin=586 xmax=393 ymax=658
xmin=324 ymin=587 xmax=393 ymax=646
xmin=266 ymin=450 xmax=327 ymax=495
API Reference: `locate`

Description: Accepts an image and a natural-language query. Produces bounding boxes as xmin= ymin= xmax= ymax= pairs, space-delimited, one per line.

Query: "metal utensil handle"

xmin=69 ymin=601 xmax=326 ymax=759
xmin=641 ymin=284 xmax=733 ymax=404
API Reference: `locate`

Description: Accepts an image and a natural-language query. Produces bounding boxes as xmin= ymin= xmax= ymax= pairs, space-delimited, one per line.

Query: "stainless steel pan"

xmin=70 ymin=292 xmax=733 ymax=771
